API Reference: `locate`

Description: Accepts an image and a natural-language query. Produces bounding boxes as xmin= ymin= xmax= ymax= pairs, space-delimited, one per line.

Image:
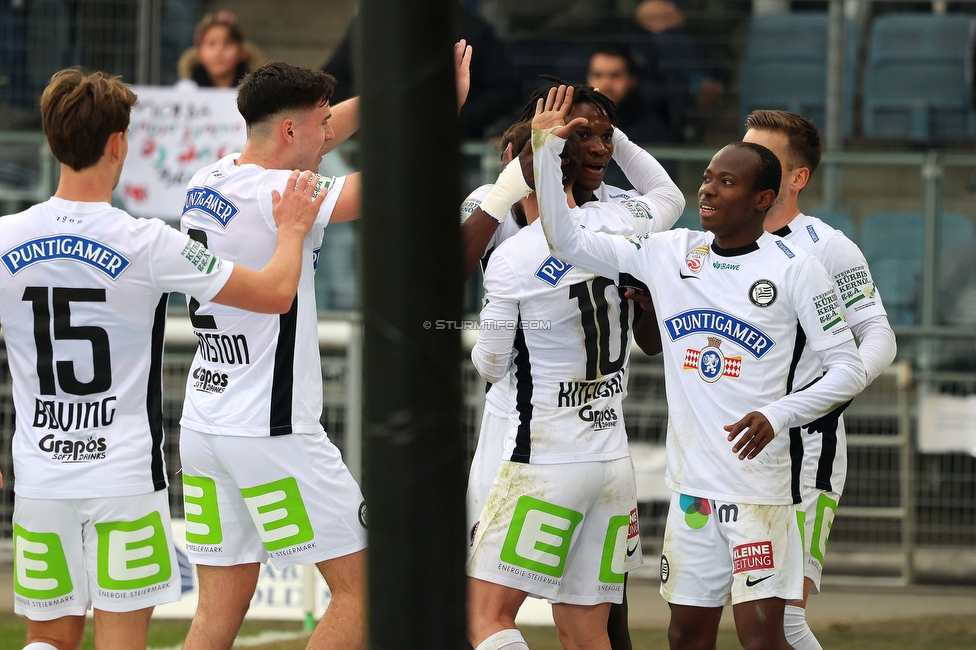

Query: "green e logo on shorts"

xmin=499 ymin=496 xmax=583 ymax=578
xmin=240 ymin=477 xmax=314 ymax=552
xmin=95 ymin=511 xmax=172 ymax=590
xmin=13 ymin=525 xmax=73 ymax=600
xmin=811 ymin=493 xmax=837 ymax=565
xmin=183 ymin=474 xmax=223 ymax=545
xmin=599 ymin=515 xmax=630 ymax=584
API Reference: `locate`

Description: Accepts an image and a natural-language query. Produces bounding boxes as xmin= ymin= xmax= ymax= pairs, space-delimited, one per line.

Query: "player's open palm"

xmin=532 ymin=85 xmax=587 ymax=139
xmin=272 ymin=170 xmax=327 ymax=238
xmin=725 ymin=411 xmax=775 ymax=460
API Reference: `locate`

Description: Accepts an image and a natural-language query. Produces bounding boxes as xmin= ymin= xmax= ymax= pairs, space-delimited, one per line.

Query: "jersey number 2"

xmin=23 ymin=287 xmax=112 ymax=396
xmin=569 ymin=277 xmax=630 ymax=381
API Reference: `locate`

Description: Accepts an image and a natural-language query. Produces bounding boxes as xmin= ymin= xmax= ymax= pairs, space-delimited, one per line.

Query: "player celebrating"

xmin=533 ymin=86 xmax=867 ymax=650
xmin=177 ymin=62 xmax=366 ymax=650
xmin=1 ymin=68 xmax=323 ymax=650
xmin=467 ymin=105 xmax=684 ymax=650
xmin=743 ymin=109 xmax=896 ymax=650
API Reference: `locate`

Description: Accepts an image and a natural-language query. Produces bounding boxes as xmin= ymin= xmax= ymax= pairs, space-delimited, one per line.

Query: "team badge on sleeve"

xmin=684 ymin=337 xmax=741 ymax=383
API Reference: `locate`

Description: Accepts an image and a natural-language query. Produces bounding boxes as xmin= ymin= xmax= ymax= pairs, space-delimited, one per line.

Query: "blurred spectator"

xmin=586 ymin=44 xmax=674 ymax=144
xmin=633 ymin=0 xmax=725 ymax=112
xmin=176 ymin=11 xmax=266 ymax=88
xmin=323 ymin=7 xmax=520 ymax=138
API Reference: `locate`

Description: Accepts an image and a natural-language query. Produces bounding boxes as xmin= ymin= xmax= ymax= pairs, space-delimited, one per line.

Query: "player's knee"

xmin=737 ymin=627 xmax=787 ymax=650
xmin=667 ymin=621 xmax=712 ymax=650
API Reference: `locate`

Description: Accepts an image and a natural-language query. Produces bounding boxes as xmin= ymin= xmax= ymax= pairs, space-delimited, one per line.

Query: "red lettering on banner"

xmin=732 ymin=541 xmax=773 ymax=574
xmin=628 ymin=508 xmax=640 ymax=539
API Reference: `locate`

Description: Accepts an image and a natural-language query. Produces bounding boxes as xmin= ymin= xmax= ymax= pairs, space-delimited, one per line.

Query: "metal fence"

xmin=2 ymin=320 xmax=975 ymax=584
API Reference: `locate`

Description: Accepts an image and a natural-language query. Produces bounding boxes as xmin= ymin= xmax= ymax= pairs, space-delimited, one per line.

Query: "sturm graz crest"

xmin=661 ymin=555 xmax=670 ymax=583
xmin=749 ymin=279 xmax=777 ymax=307
xmin=683 ymin=337 xmax=742 ymax=383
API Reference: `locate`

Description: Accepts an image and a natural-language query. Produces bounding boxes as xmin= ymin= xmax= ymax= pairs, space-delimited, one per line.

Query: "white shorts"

xmin=796 ymin=485 xmax=840 ymax=594
xmin=13 ymin=491 xmax=181 ymax=620
xmin=468 ymin=458 xmax=642 ymax=606
xmin=660 ymin=491 xmax=803 ymax=607
xmin=179 ymin=428 xmax=367 ymax=569
xmin=466 ymin=410 xmax=508 ymax=542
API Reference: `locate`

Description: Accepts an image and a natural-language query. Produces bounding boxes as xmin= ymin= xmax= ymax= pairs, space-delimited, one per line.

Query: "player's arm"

xmin=533 ymin=87 xmax=638 ymax=280
xmin=321 ymin=40 xmax=472 ymax=156
xmin=471 ymin=255 xmax=520 ymax=383
xmin=626 ymin=288 xmax=663 ymax=356
xmin=326 ymin=171 xmax=361 ymax=223
xmin=462 ymin=155 xmax=532 ymax=278
xmin=726 ymin=258 xmax=869 ymax=460
xmin=825 ymin=234 xmax=897 ymax=384
xmin=321 ymin=97 xmax=359 ymax=154
xmin=211 ymin=170 xmax=325 ymax=313
xmin=611 ymin=128 xmax=685 ymax=232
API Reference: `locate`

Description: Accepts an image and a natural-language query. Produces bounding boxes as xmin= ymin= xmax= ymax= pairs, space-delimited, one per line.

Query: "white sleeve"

xmin=149 ymin=221 xmax=234 ymax=301
xmin=533 ymin=129 xmax=648 ymax=281
xmin=758 ymin=339 xmax=866 ymax=433
xmin=850 ymin=314 xmax=897 ymax=385
xmin=471 ymin=254 xmax=520 ymax=383
xmin=611 ymin=128 xmax=685 ymax=232
xmin=757 ymin=256 xmax=866 ymax=432
xmin=822 ymin=232 xmax=888 ymax=325
xmin=313 ymin=174 xmax=346 ymax=228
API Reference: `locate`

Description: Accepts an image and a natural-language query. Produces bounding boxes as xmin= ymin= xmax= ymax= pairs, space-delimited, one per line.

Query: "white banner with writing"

xmin=117 ymin=86 xmax=246 ymax=222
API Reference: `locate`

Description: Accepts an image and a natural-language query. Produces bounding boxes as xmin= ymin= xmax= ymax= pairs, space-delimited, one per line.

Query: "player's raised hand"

xmin=271 ymin=170 xmax=327 ymax=238
xmin=455 ymin=39 xmax=472 ymax=113
xmin=532 ymin=85 xmax=587 ymax=138
xmin=725 ymin=411 xmax=775 ymax=460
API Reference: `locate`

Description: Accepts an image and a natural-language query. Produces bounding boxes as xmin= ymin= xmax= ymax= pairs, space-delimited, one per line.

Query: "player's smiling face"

xmin=567 ymin=102 xmax=614 ymax=192
xmin=698 ymin=146 xmax=766 ymax=242
xmin=291 ymin=101 xmax=335 ymax=172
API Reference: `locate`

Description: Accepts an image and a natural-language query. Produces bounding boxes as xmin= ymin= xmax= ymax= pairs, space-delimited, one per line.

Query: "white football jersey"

xmin=0 ymin=197 xmax=233 ymax=499
xmin=476 ymin=220 xmax=635 ymax=464
xmin=775 ymin=213 xmax=888 ymax=495
xmin=179 ymin=155 xmax=346 ymax=437
xmin=534 ymin=131 xmax=867 ymax=504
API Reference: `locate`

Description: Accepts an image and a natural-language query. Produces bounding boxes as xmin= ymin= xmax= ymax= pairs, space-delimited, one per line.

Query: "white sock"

xmin=475 ymin=628 xmax=530 ymax=650
xmin=784 ymin=604 xmax=823 ymax=650
xmin=24 ymin=643 xmax=60 ymax=650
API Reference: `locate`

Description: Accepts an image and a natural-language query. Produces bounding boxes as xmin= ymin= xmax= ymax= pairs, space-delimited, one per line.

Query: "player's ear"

xmin=755 ymin=188 xmax=776 ymax=212
xmin=106 ymin=131 xmax=124 ymax=161
xmin=791 ymin=166 xmax=811 ymax=193
xmin=280 ymin=117 xmax=296 ymax=142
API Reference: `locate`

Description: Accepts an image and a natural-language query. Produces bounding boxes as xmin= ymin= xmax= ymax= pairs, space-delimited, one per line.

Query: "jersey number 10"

xmin=569 ymin=277 xmax=631 ymax=381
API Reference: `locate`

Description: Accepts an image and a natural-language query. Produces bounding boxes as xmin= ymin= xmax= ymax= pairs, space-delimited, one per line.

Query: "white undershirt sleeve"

xmin=850 ymin=314 xmax=897 ymax=386
xmin=611 ymin=128 xmax=685 ymax=231
xmin=758 ymin=340 xmax=866 ymax=433
xmin=471 ymin=255 xmax=520 ymax=383
xmin=534 ymin=129 xmax=636 ymax=279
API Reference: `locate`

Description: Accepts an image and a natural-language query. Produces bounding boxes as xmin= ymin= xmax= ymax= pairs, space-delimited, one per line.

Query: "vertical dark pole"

xmin=358 ymin=1 xmax=466 ymax=648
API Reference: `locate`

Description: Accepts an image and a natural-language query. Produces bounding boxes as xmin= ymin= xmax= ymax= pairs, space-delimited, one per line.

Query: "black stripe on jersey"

xmin=789 ymin=427 xmax=803 ymax=504
xmin=148 ymin=294 xmax=168 ymax=491
xmin=786 ymin=324 xmax=807 ymax=504
xmin=511 ymin=316 xmax=533 ymax=463
xmin=270 ymin=296 xmax=299 ymax=436
xmin=815 ymin=427 xmax=838 ymax=492
xmin=618 ymin=273 xmax=649 ymax=294
xmin=772 ymin=225 xmax=792 ymax=237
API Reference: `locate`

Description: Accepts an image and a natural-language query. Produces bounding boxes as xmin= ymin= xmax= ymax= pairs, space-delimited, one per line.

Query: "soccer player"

xmin=0 ymin=68 xmax=324 ymax=650
xmin=532 ymin=86 xmax=868 ymax=650
xmin=466 ymin=107 xmax=685 ymax=650
xmin=743 ymin=109 xmax=896 ymax=650
xmin=177 ymin=62 xmax=365 ymax=650
xmin=462 ymin=87 xmax=682 ymax=650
